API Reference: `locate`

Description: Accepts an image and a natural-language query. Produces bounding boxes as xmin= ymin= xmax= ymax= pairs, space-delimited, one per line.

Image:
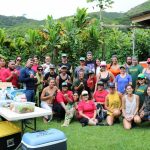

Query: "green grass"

xmin=19 ymin=118 xmax=150 ymax=150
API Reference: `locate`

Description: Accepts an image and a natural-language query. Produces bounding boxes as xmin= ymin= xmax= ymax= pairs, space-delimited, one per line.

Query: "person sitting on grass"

xmin=78 ymin=90 xmax=100 ymax=126
xmin=139 ymin=85 xmax=150 ymax=121
xmin=61 ymin=91 xmax=79 ymax=127
xmin=53 ymin=82 xmax=73 ymax=120
xmin=105 ymin=82 xmax=122 ymax=126
xmin=122 ymin=84 xmax=141 ymax=130
xmin=40 ymin=78 xmax=58 ymax=123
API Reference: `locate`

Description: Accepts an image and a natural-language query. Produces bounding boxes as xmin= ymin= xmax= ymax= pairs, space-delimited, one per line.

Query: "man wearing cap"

xmin=129 ymin=56 xmax=143 ymax=89
xmin=44 ymin=64 xmax=58 ymax=87
xmin=74 ymin=57 xmax=89 ymax=80
xmin=54 ymin=82 xmax=73 ymax=120
xmin=56 ymin=65 xmax=72 ymax=90
xmin=85 ymin=51 xmax=96 ymax=73
xmin=72 ymin=70 xmax=89 ymax=96
xmin=115 ymin=65 xmax=132 ymax=94
xmin=58 ymin=54 xmax=72 ymax=76
xmin=142 ymin=58 xmax=150 ymax=84
xmin=94 ymin=81 xmax=108 ymax=107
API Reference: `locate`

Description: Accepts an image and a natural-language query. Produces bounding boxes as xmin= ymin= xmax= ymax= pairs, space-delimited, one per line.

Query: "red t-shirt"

xmin=94 ymin=90 xmax=108 ymax=103
xmin=78 ymin=100 xmax=96 ymax=118
xmin=87 ymin=76 xmax=97 ymax=89
xmin=56 ymin=90 xmax=73 ymax=104
xmin=32 ymin=65 xmax=38 ymax=73
xmin=0 ymin=67 xmax=6 ymax=81
xmin=1 ymin=69 xmax=19 ymax=88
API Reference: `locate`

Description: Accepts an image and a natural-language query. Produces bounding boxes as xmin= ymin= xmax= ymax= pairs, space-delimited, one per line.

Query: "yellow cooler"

xmin=0 ymin=121 xmax=21 ymax=150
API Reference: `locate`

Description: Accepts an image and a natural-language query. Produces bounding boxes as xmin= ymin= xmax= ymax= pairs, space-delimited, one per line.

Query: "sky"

xmin=0 ymin=0 xmax=148 ymax=20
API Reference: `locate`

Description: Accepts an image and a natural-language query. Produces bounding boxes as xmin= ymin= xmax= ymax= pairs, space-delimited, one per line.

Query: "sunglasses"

xmin=38 ymin=69 xmax=43 ymax=71
xmin=138 ymin=78 xmax=144 ymax=80
xmin=147 ymin=62 xmax=150 ymax=64
xmin=82 ymin=94 xmax=88 ymax=96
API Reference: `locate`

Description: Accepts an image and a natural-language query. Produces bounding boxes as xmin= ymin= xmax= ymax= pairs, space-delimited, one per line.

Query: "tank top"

xmin=59 ymin=74 xmax=69 ymax=89
xmin=100 ymin=72 xmax=110 ymax=83
xmin=107 ymin=91 xmax=121 ymax=115
xmin=125 ymin=94 xmax=136 ymax=117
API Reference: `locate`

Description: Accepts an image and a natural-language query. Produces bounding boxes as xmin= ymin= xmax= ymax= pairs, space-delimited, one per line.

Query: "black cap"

xmin=88 ymin=70 xmax=94 ymax=75
xmin=62 ymin=82 xmax=68 ymax=87
xmin=108 ymin=82 xmax=115 ymax=88
xmin=97 ymin=81 xmax=104 ymax=86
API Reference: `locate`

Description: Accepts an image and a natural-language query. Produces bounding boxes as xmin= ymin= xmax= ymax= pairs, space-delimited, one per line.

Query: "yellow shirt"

xmin=107 ymin=91 xmax=121 ymax=116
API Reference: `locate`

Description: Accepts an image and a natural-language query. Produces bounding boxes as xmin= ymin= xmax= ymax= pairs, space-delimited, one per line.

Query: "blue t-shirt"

xmin=115 ymin=74 xmax=132 ymax=94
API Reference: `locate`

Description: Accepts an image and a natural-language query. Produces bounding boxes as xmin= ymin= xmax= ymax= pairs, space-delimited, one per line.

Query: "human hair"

xmin=145 ymin=85 xmax=150 ymax=96
xmin=125 ymin=84 xmax=134 ymax=90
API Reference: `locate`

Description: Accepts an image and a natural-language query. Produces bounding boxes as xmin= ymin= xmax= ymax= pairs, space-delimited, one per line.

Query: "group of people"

xmin=0 ymin=51 xmax=150 ymax=129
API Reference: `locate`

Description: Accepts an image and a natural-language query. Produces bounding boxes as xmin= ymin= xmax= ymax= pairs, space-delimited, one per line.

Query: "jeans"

xmin=25 ymin=89 xmax=35 ymax=102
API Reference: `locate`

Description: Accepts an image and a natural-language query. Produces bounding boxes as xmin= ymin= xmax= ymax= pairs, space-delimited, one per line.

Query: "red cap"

xmin=147 ymin=58 xmax=150 ymax=63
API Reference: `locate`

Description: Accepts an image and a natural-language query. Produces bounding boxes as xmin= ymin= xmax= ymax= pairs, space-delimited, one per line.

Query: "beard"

xmin=127 ymin=62 xmax=132 ymax=65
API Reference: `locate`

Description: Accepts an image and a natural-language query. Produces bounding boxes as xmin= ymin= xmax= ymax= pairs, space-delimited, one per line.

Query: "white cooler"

xmin=21 ymin=128 xmax=67 ymax=150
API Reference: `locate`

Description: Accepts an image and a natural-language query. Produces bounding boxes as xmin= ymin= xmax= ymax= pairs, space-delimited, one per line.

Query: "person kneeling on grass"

xmin=78 ymin=90 xmax=101 ymax=126
xmin=40 ymin=78 xmax=58 ymax=123
xmin=105 ymin=82 xmax=122 ymax=126
xmin=122 ymin=84 xmax=141 ymax=129
xmin=139 ymin=85 xmax=150 ymax=121
xmin=61 ymin=91 xmax=79 ymax=127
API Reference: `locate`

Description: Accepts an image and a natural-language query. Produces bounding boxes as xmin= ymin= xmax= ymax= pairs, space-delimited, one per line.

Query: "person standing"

xmin=15 ymin=56 xmax=22 ymax=71
xmin=85 ymin=51 xmax=96 ymax=73
xmin=19 ymin=58 xmax=37 ymax=102
xmin=2 ymin=60 xmax=19 ymax=88
xmin=128 ymin=56 xmax=143 ymax=89
xmin=124 ymin=56 xmax=132 ymax=73
xmin=42 ymin=55 xmax=52 ymax=75
xmin=115 ymin=65 xmax=132 ymax=94
xmin=58 ymin=53 xmax=72 ymax=76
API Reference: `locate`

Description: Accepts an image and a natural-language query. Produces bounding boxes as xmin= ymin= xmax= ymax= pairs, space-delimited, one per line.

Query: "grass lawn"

xmin=20 ymin=118 xmax=150 ymax=150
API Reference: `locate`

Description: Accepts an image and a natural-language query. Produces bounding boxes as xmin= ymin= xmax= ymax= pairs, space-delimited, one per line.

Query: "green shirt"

xmin=135 ymin=84 xmax=147 ymax=109
xmin=129 ymin=65 xmax=143 ymax=88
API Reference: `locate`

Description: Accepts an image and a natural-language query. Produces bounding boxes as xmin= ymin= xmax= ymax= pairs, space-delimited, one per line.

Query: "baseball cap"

xmin=61 ymin=65 xmax=68 ymax=69
xmin=97 ymin=81 xmax=104 ymax=86
xmin=62 ymin=82 xmax=68 ymax=87
xmin=138 ymin=73 xmax=145 ymax=79
xmin=88 ymin=70 xmax=94 ymax=75
xmin=49 ymin=64 xmax=55 ymax=69
xmin=81 ymin=90 xmax=88 ymax=96
xmin=79 ymin=57 xmax=85 ymax=61
xmin=100 ymin=61 xmax=106 ymax=66
xmin=120 ymin=65 xmax=126 ymax=69
xmin=62 ymin=53 xmax=67 ymax=57
xmin=108 ymin=82 xmax=115 ymax=88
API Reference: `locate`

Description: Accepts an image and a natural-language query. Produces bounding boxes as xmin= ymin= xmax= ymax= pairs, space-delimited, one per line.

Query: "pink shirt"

xmin=32 ymin=65 xmax=38 ymax=73
xmin=94 ymin=90 xmax=108 ymax=104
xmin=78 ymin=100 xmax=96 ymax=118
xmin=2 ymin=69 xmax=19 ymax=88
xmin=56 ymin=90 xmax=73 ymax=104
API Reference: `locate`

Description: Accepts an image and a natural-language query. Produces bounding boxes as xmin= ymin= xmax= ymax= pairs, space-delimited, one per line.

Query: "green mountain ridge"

xmin=0 ymin=0 xmax=149 ymax=33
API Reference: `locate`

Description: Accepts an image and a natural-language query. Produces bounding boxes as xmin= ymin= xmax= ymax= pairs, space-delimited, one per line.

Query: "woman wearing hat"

xmin=115 ymin=65 xmax=132 ymax=94
xmin=122 ymin=84 xmax=141 ymax=129
xmin=135 ymin=73 xmax=147 ymax=109
xmin=78 ymin=90 xmax=99 ymax=126
xmin=142 ymin=58 xmax=150 ymax=84
xmin=105 ymin=82 xmax=122 ymax=125
xmin=96 ymin=61 xmax=114 ymax=89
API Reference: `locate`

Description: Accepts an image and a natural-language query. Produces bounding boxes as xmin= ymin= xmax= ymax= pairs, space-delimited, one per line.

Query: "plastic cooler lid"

xmin=22 ymin=128 xmax=67 ymax=146
xmin=0 ymin=121 xmax=21 ymax=137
